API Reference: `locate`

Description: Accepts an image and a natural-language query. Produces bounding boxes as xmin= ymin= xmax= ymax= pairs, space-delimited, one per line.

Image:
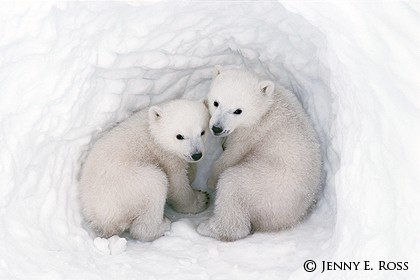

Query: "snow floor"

xmin=0 ymin=1 xmax=419 ymax=279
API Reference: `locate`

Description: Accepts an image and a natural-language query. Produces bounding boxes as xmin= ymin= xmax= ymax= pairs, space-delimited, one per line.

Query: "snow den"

xmin=0 ymin=2 xmax=418 ymax=280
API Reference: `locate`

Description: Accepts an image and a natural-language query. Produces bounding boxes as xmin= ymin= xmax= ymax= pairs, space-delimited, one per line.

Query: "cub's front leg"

xmin=207 ymin=156 xmax=227 ymax=191
xmin=167 ymin=168 xmax=209 ymax=214
xmin=207 ymin=139 xmax=249 ymax=191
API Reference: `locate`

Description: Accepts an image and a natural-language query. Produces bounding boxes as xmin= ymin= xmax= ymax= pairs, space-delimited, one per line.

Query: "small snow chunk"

xmin=108 ymin=235 xmax=127 ymax=255
xmin=93 ymin=236 xmax=127 ymax=255
xmin=93 ymin=237 xmax=110 ymax=255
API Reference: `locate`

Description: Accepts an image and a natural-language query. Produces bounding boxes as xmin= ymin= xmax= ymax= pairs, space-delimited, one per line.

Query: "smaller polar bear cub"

xmin=79 ymin=99 xmax=210 ymax=241
xmin=197 ymin=67 xmax=322 ymax=241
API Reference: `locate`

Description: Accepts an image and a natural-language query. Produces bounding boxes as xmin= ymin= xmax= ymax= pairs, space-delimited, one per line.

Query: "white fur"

xmin=79 ymin=99 xmax=210 ymax=241
xmin=197 ymin=67 xmax=322 ymax=241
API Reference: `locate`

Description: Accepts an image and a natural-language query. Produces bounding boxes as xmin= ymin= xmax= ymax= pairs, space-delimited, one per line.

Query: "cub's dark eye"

xmin=201 ymin=130 xmax=205 ymax=136
xmin=176 ymin=134 xmax=184 ymax=140
xmin=213 ymin=101 xmax=219 ymax=107
xmin=233 ymin=109 xmax=242 ymax=115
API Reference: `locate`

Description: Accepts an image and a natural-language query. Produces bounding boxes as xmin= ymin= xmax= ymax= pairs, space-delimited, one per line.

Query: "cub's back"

xmin=80 ymin=109 xmax=153 ymax=181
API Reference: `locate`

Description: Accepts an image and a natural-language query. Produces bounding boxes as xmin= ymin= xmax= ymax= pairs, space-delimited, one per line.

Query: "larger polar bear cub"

xmin=197 ymin=67 xmax=322 ymax=241
xmin=79 ymin=99 xmax=210 ymax=242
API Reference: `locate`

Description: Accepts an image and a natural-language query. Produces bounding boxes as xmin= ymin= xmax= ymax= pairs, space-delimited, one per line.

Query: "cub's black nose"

xmin=192 ymin=153 xmax=202 ymax=161
xmin=212 ymin=126 xmax=223 ymax=134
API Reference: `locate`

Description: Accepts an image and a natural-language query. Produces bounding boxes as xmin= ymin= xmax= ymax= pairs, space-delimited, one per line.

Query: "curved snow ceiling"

xmin=0 ymin=2 xmax=418 ymax=280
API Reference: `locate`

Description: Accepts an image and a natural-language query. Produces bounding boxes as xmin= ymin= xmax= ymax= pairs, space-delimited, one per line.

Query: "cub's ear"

xmin=212 ymin=65 xmax=223 ymax=78
xmin=148 ymin=106 xmax=163 ymax=122
xmin=259 ymin=80 xmax=275 ymax=96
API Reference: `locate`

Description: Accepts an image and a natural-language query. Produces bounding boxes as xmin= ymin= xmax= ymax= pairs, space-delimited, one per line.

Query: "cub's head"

xmin=148 ymin=99 xmax=209 ymax=162
xmin=207 ymin=66 xmax=275 ymax=137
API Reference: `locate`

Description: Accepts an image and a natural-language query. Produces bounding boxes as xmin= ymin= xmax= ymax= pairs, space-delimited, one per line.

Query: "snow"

xmin=93 ymin=236 xmax=127 ymax=256
xmin=0 ymin=1 xmax=419 ymax=279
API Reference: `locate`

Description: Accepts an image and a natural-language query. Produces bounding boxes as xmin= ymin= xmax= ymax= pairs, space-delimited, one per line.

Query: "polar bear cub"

xmin=197 ymin=67 xmax=322 ymax=241
xmin=79 ymin=99 xmax=210 ymax=241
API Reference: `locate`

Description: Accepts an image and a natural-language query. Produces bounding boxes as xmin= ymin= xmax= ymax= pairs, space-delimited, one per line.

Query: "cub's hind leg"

xmin=126 ymin=166 xmax=171 ymax=241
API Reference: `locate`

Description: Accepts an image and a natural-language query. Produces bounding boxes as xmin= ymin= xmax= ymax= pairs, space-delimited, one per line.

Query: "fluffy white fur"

xmin=79 ymin=99 xmax=210 ymax=241
xmin=197 ymin=67 xmax=322 ymax=241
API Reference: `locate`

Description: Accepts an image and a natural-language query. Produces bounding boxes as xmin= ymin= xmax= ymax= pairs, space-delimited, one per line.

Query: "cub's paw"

xmin=191 ymin=190 xmax=210 ymax=213
xmin=197 ymin=219 xmax=217 ymax=238
xmin=171 ymin=190 xmax=210 ymax=214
